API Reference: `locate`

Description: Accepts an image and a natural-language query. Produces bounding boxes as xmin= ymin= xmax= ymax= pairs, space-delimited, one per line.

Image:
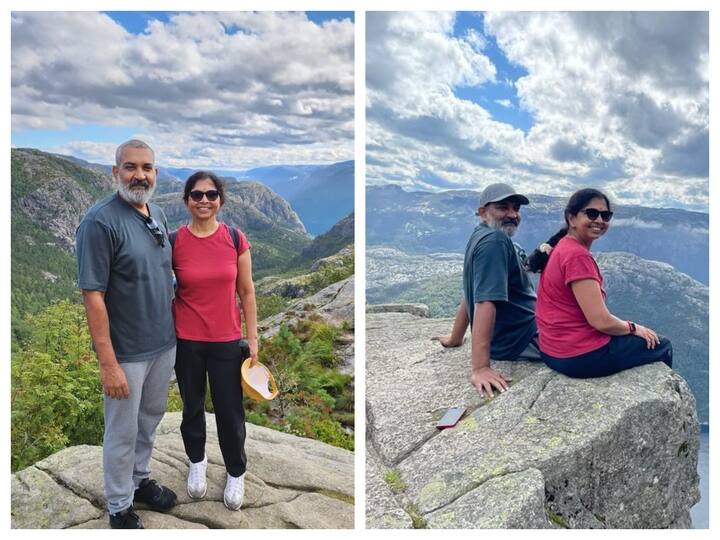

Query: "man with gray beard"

xmin=76 ymin=139 xmax=177 ymax=528
xmin=433 ymin=183 xmax=540 ymax=398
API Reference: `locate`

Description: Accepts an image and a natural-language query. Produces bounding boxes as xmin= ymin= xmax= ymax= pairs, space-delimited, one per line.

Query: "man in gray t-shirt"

xmin=76 ymin=139 xmax=177 ymax=529
xmin=433 ymin=183 xmax=540 ymax=398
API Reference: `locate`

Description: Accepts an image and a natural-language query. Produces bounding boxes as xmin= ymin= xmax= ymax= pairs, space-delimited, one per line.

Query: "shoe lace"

xmin=189 ymin=462 xmax=205 ymax=485
xmin=226 ymin=474 xmax=244 ymax=497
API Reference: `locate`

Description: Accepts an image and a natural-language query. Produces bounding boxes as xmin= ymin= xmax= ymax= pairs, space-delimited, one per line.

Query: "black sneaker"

xmin=109 ymin=505 xmax=144 ymax=529
xmin=134 ymin=478 xmax=177 ymax=512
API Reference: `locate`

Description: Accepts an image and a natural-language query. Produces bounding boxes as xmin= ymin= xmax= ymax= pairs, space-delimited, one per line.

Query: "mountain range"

xmin=54 ymin=155 xmax=354 ymax=237
xmin=367 ymin=185 xmax=709 ymax=284
xmin=237 ymin=161 xmax=355 ymax=236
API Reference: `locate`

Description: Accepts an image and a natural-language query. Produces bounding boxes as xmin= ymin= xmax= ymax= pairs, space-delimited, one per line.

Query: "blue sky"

xmin=365 ymin=11 xmax=709 ymax=211
xmin=452 ymin=12 xmax=533 ymax=133
xmin=105 ymin=11 xmax=353 ymax=35
xmin=11 ymin=11 xmax=354 ymax=168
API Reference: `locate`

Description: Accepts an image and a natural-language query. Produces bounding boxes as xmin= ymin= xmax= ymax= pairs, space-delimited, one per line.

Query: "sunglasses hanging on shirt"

xmin=144 ymin=216 xmax=166 ymax=247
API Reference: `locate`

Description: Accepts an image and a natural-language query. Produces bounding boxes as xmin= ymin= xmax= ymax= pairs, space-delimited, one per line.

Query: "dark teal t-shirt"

xmin=76 ymin=193 xmax=176 ymax=362
xmin=463 ymin=223 xmax=537 ymax=359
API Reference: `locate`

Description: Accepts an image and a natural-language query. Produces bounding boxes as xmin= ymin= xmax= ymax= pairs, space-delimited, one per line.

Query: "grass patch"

xmin=405 ymin=503 xmax=427 ymax=529
xmin=383 ymin=470 xmax=407 ymax=493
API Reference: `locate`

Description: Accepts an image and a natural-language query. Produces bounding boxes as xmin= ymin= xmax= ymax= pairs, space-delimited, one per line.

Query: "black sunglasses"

xmin=189 ymin=190 xmax=220 ymax=202
xmin=144 ymin=217 xmax=166 ymax=247
xmin=580 ymin=208 xmax=613 ymax=222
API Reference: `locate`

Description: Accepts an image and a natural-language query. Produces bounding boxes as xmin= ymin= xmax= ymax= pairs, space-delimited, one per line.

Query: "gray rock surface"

xmin=12 ymin=412 xmax=353 ymax=529
xmin=366 ymin=303 xmax=430 ymax=318
xmin=366 ymin=312 xmax=700 ymax=529
xmin=260 ymin=276 xmax=354 ymax=337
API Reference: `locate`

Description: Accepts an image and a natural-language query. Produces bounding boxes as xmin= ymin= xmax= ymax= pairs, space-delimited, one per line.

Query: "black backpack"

xmin=169 ymin=224 xmax=241 ymax=252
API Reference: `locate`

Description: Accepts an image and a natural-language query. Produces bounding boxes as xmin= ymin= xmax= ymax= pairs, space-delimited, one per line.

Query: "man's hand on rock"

xmin=100 ymin=363 xmax=130 ymax=399
xmin=431 ymin=335 xmax=465 ymax=348
xmin=471 ymin=366 xmax=511 ymax=398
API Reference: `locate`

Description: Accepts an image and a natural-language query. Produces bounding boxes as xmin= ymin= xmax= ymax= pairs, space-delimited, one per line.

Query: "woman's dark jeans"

xmin=542 ymin=334 xmax=672 ymax=378
xmin=175 ymin=338 xmax=250 ymax=476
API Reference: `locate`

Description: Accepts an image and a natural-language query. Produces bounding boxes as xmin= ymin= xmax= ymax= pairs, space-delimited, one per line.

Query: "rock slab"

xmin=12 ymin=412 xmax=354 ymax=529
xmin=366 ymin=311 xmax=700 ymax=529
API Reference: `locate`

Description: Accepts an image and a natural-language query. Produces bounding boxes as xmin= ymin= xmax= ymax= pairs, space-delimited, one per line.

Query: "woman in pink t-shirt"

xmin=171 ymin=171 xmax=258 ymax=511
xmin=531 ymin=188 xmax=672 ymax=378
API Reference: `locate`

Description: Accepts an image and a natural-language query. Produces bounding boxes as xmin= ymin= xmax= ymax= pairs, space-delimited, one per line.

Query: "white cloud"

xmin=11 ymin=11 xmax=354 ymax=168
xmin=366 ymin=11 xmax=708 ymax=211
xmin=494 ymin=99 xmax=512 ymax=108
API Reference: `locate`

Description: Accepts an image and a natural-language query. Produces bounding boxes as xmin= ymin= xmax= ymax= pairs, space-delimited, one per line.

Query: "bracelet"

xmin=627 ymin=321 xmax=636 ymax=334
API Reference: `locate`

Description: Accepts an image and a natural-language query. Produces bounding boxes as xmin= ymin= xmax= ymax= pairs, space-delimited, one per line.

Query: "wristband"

xmin=627 ymin=321 xmax=636 ymax=334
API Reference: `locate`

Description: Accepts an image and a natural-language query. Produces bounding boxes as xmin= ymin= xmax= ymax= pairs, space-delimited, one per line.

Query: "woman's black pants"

xmin=175 ymin=338 xmax=249 ymax=477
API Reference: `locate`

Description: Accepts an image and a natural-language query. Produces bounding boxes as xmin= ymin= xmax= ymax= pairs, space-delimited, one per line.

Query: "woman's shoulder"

xmin=556 ymin=236 xmax=591 ymax=256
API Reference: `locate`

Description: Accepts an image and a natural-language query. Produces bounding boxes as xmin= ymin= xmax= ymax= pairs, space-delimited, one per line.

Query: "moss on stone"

xmin=429 ymin=511 xmax=457 ymax=528
xmin=418 ymin=479 xmax=447 ymax=508
xmin=457 ymin=416 xmax=478 ymax=431
xmin=317 ymin=489 xmax=354 ymax=504
xmin=548 ymin=511 xmax=569 ymax=528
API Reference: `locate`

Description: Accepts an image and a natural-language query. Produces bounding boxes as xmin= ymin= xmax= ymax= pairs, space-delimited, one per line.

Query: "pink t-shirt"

xmin=172 ymin=223 xmax=251 ymax=342
xmin=536 ymin=235 xmax=611 ymax=358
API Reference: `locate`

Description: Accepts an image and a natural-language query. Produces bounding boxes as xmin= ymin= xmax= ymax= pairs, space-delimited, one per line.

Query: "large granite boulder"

xmin=12 ymin=412 xmax=353 ymax=529
xmin=366 ymin=310 xmax=699 ymax=529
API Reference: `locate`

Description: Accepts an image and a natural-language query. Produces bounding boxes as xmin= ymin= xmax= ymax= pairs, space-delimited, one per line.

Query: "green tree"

xmin=11 ymin=301 xmax=103 ymax=471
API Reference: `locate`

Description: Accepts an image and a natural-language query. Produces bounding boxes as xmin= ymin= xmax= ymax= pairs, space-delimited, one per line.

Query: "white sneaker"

xmin=223 ymin=472 xmax=245 ymax=511
xmin=187 ymin=455 xmax=207 ymax=499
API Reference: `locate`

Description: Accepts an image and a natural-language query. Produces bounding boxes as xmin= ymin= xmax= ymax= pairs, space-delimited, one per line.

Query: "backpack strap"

xmin=169 ymin=230 xmax=178 ymax=249
xmin=228 ymin=225 xmax=240 ymax=252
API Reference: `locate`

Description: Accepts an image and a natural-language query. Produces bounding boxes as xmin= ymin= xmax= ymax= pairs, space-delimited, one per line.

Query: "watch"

xmin=627 ymin=321 xmax=636 ymax=334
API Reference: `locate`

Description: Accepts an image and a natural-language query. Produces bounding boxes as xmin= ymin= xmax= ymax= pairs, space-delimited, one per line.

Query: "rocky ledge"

xmin=366 ymin=310 xmax=699 ymax=529
xmin=12 ymin=412 xmax=354 ymax=529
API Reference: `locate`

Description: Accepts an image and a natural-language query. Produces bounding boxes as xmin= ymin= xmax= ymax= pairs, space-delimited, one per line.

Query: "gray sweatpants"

xmin=103 ymin=346 xmax=175 ymax=514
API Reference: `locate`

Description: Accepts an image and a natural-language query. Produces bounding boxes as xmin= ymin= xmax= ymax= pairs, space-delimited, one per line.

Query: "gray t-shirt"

xmin=463 ymin=223 xmax=537 ymax=360
xmin=76 ymin=193 xmax=176 ymax=362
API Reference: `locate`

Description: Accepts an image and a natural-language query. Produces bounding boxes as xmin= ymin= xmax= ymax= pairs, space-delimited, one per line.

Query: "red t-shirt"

xmin=172 ymin=223 xmax=251 ymax=342
xmin=536 ymin=235 xmax=611 ymax=358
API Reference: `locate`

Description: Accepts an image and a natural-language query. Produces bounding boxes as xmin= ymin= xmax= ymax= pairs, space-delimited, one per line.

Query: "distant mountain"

xmin=241 ymin=161 xmax=355 ymax=236
xmin=367 ymin=247 xmax=708 ymax=423
xmin=54 ymin=158 xmax=354 ymax=236
xmin=366 ymin=185 xmax=709 ymax=284
xmin=300 ymin=212 xmax=354 ymax=262
xmin=236 ymin=165 xmax=324 ymax=198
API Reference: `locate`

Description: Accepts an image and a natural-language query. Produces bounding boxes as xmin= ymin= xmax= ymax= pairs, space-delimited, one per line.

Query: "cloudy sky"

xmin=366 ymin=11 xmax=709 ymax=211
xmin=11 ymin=11 xmax=354 ymax=169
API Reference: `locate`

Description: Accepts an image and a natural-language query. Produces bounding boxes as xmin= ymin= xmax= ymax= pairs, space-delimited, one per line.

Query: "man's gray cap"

xmin=479 ymin=182 xmax=530 ymax=207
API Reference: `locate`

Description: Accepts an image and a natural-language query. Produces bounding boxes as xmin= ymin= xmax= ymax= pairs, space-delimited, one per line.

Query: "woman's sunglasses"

xmin=189 ymin=190 xmax=220 ymax=202
xmin=580 ymin=208 xmax=613 ymax=222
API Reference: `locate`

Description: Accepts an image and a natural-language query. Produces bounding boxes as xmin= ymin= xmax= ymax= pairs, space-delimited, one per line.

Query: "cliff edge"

xmin=366 ymin=309 xmax=699 ymax=529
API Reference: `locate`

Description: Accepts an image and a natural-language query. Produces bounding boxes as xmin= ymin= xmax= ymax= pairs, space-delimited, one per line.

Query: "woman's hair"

xmin=183 ymin=170 xmax=226 ymax=204
xmin=525 ymin=188 xmax=612 ymax=273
